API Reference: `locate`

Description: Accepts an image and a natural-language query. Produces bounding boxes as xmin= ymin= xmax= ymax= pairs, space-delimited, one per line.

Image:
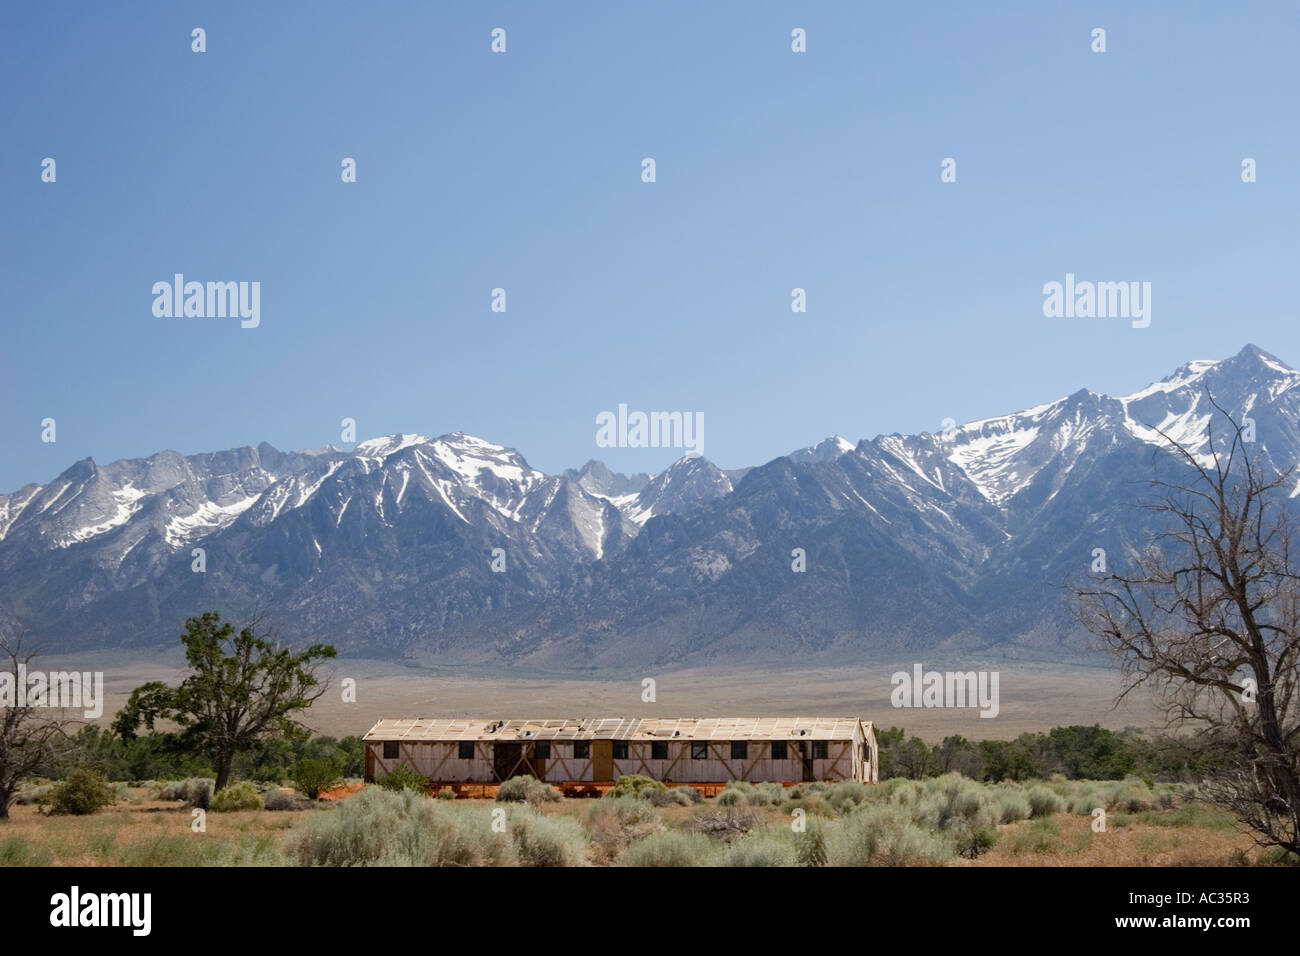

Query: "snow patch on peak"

xmin=355 ymin=434 xmax=430 ymax=459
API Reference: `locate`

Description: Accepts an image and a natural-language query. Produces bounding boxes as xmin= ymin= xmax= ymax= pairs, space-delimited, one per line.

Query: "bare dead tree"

xmin=0 ymin=629 xmax=72 ymax=820
xmin=1074 ymin=394 xmax=1300 ymax=857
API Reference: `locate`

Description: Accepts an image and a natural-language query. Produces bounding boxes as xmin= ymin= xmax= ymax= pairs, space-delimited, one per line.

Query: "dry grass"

xmin=0 ymin=785 xmax=1278 ymax=867
xmin=967 ymin=807 xmax=1262 ymax=867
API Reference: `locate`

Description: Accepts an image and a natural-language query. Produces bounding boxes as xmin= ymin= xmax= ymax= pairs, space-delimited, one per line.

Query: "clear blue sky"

xmin=3 ymin=1 xmax=1297 ymax=492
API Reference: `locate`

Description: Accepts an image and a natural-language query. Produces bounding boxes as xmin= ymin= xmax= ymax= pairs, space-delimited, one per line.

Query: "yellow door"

xmin=592 ymin=740 xmax=613 ymax=781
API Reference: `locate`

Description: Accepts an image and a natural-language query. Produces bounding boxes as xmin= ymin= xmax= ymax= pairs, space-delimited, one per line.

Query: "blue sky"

xmin=2 ymin=1 xmax=1297 ymax=492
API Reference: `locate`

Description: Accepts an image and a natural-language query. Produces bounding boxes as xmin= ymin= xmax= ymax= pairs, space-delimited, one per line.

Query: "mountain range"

xmin=3 ymin=344 xmax=1297 ymax=669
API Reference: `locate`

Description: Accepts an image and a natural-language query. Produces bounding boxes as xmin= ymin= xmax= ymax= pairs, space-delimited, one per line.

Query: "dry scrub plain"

xmin=0 ymin=777 xmax=1275 ymax=868
xmin=65 ymin=653 xmax=1164 ymax=740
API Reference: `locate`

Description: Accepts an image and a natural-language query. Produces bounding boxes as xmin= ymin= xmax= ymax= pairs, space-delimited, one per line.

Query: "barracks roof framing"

xmin=363 ymin=716 xmax=870 ymax=742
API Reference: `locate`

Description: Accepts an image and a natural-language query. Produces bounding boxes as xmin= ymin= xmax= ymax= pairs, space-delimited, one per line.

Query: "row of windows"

xmin=383 ymin=740 xmax=833 ymax=760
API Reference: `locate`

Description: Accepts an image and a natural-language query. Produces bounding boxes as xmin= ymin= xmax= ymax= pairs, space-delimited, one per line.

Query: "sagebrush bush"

xmin=622 ymin=830 xmax=719 ymax=867
xmin=377 ymin=765 xmax=430 ymax=794
xmin=158 ymin=777 xmax=214 ymax=809
xmin=606 ymin=774 xmax=668 ymax=798
xmin=826 ymin=781 xmax=873 ymax=813
xmin=287 ymin=787 xmax=514 ymax=866
xmin=46 ymin=769 xmax=116 ymax=816
xmin=496 ymin=776 xmax=561 ymax=806
xmin=263 ymin=788 xmax=309 ymax=811
xmin=437 ymin=787 xmax=456 ymax=800
xmin=825 ymin=804 xmax=955 ymax=866
xmin=210 ymin=781 xmax=263 ymax=812
xmin=723 ymin=828 xmax=799 ymax=867
xmin=646 ymin=786 xmax=695 ymax=807
xmin=586 ymin=796 xmax=664 ymax=863
xmin=992 ymin=789 xmax=1033 ymax=823
xmin=1027 ymin=786 xmax=1065 ymax=818
xmin=507 ymin=807 xmax=589 ymax=866
xmin=15 ymin=783 xmax=53 ymax=805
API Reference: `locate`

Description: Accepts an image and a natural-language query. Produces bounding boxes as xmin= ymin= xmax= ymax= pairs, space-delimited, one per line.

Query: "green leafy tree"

xmin=112 ymin=612 xmax=336 ymax=791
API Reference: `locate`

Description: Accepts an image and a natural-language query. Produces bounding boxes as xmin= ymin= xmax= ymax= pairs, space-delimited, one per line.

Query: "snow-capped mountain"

xmin=2 ymin=345 xmax=1296 ymax=666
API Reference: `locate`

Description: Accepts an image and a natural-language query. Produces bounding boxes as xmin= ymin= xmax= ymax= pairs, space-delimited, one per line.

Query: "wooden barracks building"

xmin=363 ymin=717 xmax=878 ymax=791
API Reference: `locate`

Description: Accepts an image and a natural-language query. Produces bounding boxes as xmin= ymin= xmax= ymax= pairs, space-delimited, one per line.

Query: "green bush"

xmin=292 ymin=757 xmax=344 ymax=800
xmin=45 ymin=769 xmax=116 ymax=816
xmin=723 ymin=828 xmax=799 ymax=866
xmin=1027 ymin=785 xmax=1065 ymax=818
xmin=507 ymin=807 xmax=589 ymax=866
xmin=157 ymin=777 xmax=214 ymax=809
xmin=376 ymin=766 xmax=430 ymax=794
xmin=622 ymin=830 xmax=719 ymax=867
xmin=264 ymin=788 xmax=310 ymax=811
xmin=825 ymin=804 xmax=955 ymax=866
xmin=210 ymin=781 xmax=263 ymax=812
xmin=606 ymin=774 xmax=668 ymax=798
xmin=992 ymin=789 xmax=1033 ymax=823
xmin=496 ymin=776 xmax=561 ymax=806
xmin=646 ymin=786 xmax=696 ymax=807
xmin=437 ymin=787 xmax=456 ymax=800
xmin=287 ymin=787 xmax=514 ymax=866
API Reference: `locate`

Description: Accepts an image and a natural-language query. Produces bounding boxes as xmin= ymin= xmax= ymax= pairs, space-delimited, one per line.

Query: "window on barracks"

xmin=383 ymin=741 xmax=399 ymax=760
xmin=812 ymin=740 xmax=829 ymax=760
xmin=534 ymin=741 xmax=551 ymax=759
xmin=771 ymin=740 xmax=788 ymax=760
xmin=731 ymin=741 xmax=748 ymax=760
xmin=574 ymin=741 xmax=591 ymax=759
xmin=458 ymin=742 xmax=474 ymax=759
xmin=612 ymin=741 xmax=629 ymax=759
xmin=691 ymin=742 xmax=708 ymax=760
xmin=651 ymin=741 xmax=669 ymax=760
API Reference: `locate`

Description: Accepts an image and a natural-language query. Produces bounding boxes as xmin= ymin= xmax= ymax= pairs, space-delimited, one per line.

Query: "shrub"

xmin=723 ymin=828 xmax=799 ymax=866
xmin=717 ymin=788 xmax=745 ymax=807
xmin=508 ymin=807 xmax=589 ymax=866
xmin=606 ymin=774 xmax=668 ymax=798
xmin=789 ymin=781 xmax=830 ymax=800
xmin=781 ymin=794 xmax=835 ymax=818
xmin=210 ymin=781 xmax=263 ymax=812
xmin=682 ymin=805 xmax=761 ymax=841
xmin=264 ymin=788 xmax=310 ymax=811
xmin=1007 ymin=817 xmax=1062 ymax=855
xmin=826 ymin=781 xmax=872 ymax=813
xmin=376 ymin=766 xmax=430 ymax=794
xmin=158 ymin=777 xmax=215 ymax=808
xmin=622 ymin=830 xmax=719 ymax=867
xmin=292 ymin=757 xmax=344 ymax=800
xmin=956 ymin=825 xmax=1000 ymax=859
xmin=796 ymin=818 xmax=829 ymax=867
xmin=45 ymin=769 xmax=116 ymax=816
xmin=183 ymin=778 xmax=214 ymax=810
xmin=496 ymin=776 xmax=561 ymax=806
xmin=287 ymin=787 xmax=514 ymax=866
xmin=646 ymin=787 xmax=695 ymax=807
xmin=993 ymin=790 xmax=1033 ymax=823
xmin=437 ymin=787 xmax=456 ymax=800
xmin=586 ymin=796 xmax=664 ymax=863
xmin=825 ymin=804 xmax=955 ymax=866
xmin=15 ymin=783 xmax=53 ymax=805
xmin=1027 ymin=785 xmax=1065 ymax=818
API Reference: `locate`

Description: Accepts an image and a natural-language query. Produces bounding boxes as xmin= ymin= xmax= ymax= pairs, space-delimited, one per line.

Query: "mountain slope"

xmin=2 ymin=344 xmax=1295 ymax=667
